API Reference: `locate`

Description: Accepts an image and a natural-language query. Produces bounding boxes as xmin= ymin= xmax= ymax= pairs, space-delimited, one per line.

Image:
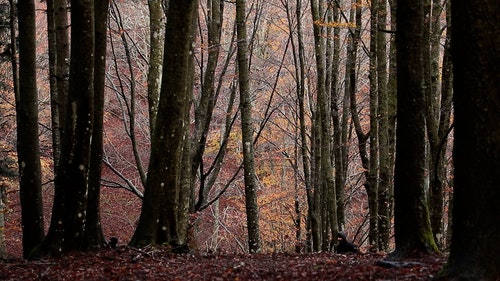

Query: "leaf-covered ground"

xmin=0 ymin=247 xmax=445 ymax=280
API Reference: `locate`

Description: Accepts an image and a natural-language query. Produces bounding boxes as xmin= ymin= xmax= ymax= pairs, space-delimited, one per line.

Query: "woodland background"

xmin=0 ymin=0 xmax=455 ymax=255
xmin=0 ymin=0 xmax=498 ymax=280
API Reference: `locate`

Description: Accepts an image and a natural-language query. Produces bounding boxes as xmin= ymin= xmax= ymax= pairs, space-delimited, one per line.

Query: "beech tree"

xmin=146 ymin=0 xmax=165 ymax=137
xmin=16 ymin=0 xmax=45 ymax=258
xmin=39 ymin=0 xmax=109 ymax=256
xmin=46 ymin=0 xmax=70 ymax=170
xmin=85 ymin=0 xmax=110 ymax=248
xmin=130 ymin=0 xmax=198 ymax=249
xmin=236 ymin=0 xmax=261 ymax=253
xmin=392 ymin=0 xmax=438 ymax=257
xmin=442 ymin=0 xmax=500 ymax=279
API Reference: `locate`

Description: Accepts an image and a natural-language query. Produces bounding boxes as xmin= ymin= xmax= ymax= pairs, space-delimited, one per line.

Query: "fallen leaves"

xmin=0 ymin=248 xmax=445 ymax=280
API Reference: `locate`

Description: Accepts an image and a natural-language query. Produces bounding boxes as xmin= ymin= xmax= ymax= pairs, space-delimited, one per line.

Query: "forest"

xmin=0 ymin=0 xmax=498 ymax=280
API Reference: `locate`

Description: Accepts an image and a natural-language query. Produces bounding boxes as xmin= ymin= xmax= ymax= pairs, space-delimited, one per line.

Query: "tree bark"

xmin=16 ymin=0 xmax=45 ymax=259
xmin=85 ymin=0 xmax=109 ymax=249
xmin=39 ymin=0 xmax=96 ymax=257
xmin=368 ymin=0 xmax=380 ymax=252
xmin=443 ymin=0 xmax=500 ymax=279
xmin=236 ymin=0 xmax=261 ymax=253
xmin=376 ymin=0 xmax=392 ymax=252
xmin=147 ymin=0 xmax=165 ymax=138
xmin=130 ymin=0 xmax=198 ymax=248
xmin=392 ymin=0 xmax=438 ymax=257
xmin=47 ymin=0 xmax=70 ymax=171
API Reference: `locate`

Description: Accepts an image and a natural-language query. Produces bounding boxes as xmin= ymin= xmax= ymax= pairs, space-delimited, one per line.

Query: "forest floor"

xmin=3 ymin=185 xmax=446 ymax=280
xmin=0 ymin=248 xmax=445 ymax=280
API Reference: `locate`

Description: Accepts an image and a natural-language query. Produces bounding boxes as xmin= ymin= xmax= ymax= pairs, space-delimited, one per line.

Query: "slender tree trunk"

xmin=192 ymin=0 xmax=224 ymax=209
xmin=376 ymin=0 xmax=391 ymax=252
xmin=440 ymin=1 xmax=453 ymax=251
xmin=16 ymin=0 xmax=45 ymax=259
xmin=0 ymin=182 xmax=5 ymax=258
xmin=147 ymin=0 xmax=165 ymax=138
xmin=427 ymin=0 xmax=451 ymax=250
xmin=368 ymin=0 xmax=380 ymax=252
xmin=288 ymin=0 xmax=313 ymax=252
xmin=326 ymin=2 xmax=346 ymax=232
xmin=384 ymin=0 xmax=397 ymax=250
xmin=48 ymin=0 xmax=70 ymax=170
xmin=347 ymin=0 xmax=377 ymax=251
xmin=236 ymin=0 xmax=261 ymax=253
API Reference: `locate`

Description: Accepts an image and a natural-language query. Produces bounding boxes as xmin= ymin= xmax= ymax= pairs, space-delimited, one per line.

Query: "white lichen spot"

xmin=162 ymin=226 xmax=167 ymax=231
xmin=156 ymin=219 xmax=160 ymax=223
xmin=77 ymin=212 xmax=82 ymax=218
xmin=79 ymin=165 xmax=84 ymax=171
xmin=20 ymin=161 xmax=26 ymax=168
xmin=160 ymin=182 xmax=165 ymax=187
xmin=58 ymin=220 xmax=63 ymax=225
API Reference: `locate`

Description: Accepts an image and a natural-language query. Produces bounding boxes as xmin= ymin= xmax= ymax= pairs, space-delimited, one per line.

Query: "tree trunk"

xmin=439 ymin=1 xmax=453 ymax=251
xmin=147 ymin=0 xmax=165 ymax=138
xmin=376 ymin=0 xmax=392 ymax=252
xmin=236 ymin=0 xmax=261 ymax=253
xmin=348 ymin=0 xmax=377 ymax=251
xmin=424 ymin=0 xmax=448 ymax=250
xmin=443 ymin=0 xmax=500 ymax=279
xmin=59 ymin=0 xmax=95 ymax=252
xmin=0 ymin=182 xmax=5 ymax=258
xmin=84 ymin=0 xmax=109 ymax=249
xmin=39 ymin=0 xmax=95 ymax=257
xmin=192 ymin=0 xmax=224 ymax=210
xmin=392 ymin=0 xmax=438 ymax=257
xmin=47 ymin=0 xmax=70 ymax=171
xmin=368 ymin=0 xmax=380 ymax=252
xmin=130 ymin=0 xmax=198 ymax=248
xmin=329 ymin=2 xmax=346 ymax=231
xmin=289 ymin=0 xmax=313 ymax=252
xmin=16 ymin=0 xmax=45 ymax=259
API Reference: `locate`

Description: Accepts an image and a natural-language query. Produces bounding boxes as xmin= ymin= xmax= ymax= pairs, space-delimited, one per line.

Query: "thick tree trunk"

xmin=85 ymin=0 xmax=109 ymax=249
xmin=17 ymin=0 xmax=45 ymax=259
xmin=130 ymin=0 xmax=198 ymax=248
xmin=443 ymin=0 xmax=500 ymax=279
xmin=39 ymin=0 xmax=95 ymax=257
xmin=392 ymin=0 xmax=438 ymax=257
xmin=59 ymin=0 xmax=95 ymax=251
